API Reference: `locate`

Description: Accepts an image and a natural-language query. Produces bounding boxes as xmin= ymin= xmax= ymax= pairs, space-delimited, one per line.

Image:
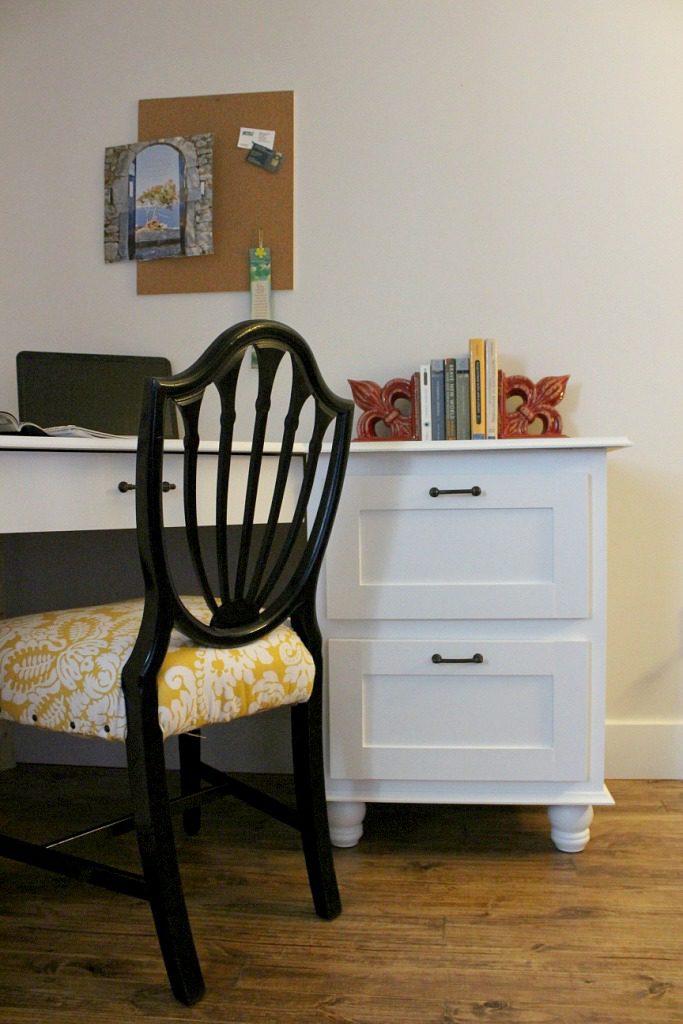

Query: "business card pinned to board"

xmin=237 ymin=127 xmax=276 ymax=150
xmin=246 ymin=142 xmax=285 ymax=173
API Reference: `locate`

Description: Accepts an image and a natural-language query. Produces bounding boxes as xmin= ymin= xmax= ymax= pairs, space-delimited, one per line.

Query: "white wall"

xmin=1 ymin=0 xmax=682 ymax=777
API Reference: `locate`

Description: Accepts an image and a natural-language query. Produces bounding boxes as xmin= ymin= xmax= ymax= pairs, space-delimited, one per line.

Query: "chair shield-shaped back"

xmin=132 ymin=320 xmax=353 ymax=659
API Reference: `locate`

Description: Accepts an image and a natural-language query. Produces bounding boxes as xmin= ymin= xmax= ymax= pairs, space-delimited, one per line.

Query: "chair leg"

xmin=178 ymin=730 xmax=202 ymax=836
xmin=125 ymin=715 xmax=205 ymax=1005
xmin=290 ymin=687 xmax=341 ymax=921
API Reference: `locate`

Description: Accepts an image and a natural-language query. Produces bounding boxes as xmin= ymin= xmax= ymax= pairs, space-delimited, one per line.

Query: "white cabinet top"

xmin=348 ymin=437 xmax=631 ymax=454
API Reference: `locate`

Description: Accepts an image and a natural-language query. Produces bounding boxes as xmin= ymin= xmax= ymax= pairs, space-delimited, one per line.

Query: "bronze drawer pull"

xmin=118 ymin=481 xmax=177 ymax=493
xmin=429 ymin=486 xmax=482 ymax=497
xmin=432 ymin=653 xmax=484 ymax=664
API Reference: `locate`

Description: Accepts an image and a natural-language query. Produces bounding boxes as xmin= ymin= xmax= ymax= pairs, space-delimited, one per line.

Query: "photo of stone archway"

xmin=104 ymin=134 xmax=213 ymax=262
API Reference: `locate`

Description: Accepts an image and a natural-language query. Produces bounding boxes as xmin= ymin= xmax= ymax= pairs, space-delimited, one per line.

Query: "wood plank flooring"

xmin=0 ymin=766 xmax=681 ymax=1023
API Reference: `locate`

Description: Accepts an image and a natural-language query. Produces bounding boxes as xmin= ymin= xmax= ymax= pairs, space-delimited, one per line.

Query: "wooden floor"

xmin=0 ymin=767 xmax=681 ymax=1023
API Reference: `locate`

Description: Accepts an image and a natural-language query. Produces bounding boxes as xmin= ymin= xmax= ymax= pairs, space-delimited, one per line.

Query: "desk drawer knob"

xmin=432 ymin=653 xmax=484 ymax=665
xmin=429 ymin=486 xmax=482 ymax=497
xmin=117 ymin=481 xmax=177 ymax=493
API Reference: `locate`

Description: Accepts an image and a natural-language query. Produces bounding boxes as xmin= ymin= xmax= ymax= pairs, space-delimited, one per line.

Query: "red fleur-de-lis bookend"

xmin=498 ymin=371 xmax=569 ymax=438
xmin=348 ymin=378 xmax=416 ymax=440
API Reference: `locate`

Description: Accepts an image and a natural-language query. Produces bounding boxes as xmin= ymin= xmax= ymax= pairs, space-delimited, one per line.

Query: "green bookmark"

xmin=250 ymin=234 xmax=272 ymax=320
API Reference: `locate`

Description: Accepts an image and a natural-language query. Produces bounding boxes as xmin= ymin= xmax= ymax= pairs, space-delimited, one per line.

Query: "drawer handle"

xmin=429 ymin=486 xmax=482 ymax=497
xmin=432 ymin=653 xmax=484 ymax=665
xmin=117 ymin=480 xmax=177 ymax=493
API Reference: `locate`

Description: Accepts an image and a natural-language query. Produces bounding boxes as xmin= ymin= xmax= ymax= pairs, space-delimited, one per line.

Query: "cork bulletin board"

xmin=137 ymin=90 xmax=293 ymax=294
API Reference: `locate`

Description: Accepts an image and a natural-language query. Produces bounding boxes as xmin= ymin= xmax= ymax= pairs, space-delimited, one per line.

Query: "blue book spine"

xmin=455 ymin=356 xmax=471 ymax=440
xmin=430 ymin=359 xmax=446 ymax=440
xmin=444 ymin=358 xmax=457 ymax=440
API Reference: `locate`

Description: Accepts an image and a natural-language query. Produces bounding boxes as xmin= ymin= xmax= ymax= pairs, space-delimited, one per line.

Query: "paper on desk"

xmin=0 ymin=410 xmax=131 ymax=438
xmin=44 ymin=425 xmax=132 ymax=438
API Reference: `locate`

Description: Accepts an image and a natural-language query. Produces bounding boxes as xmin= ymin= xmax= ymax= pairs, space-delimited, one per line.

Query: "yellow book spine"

xmin=468 ymin=338 xmax=487 ymax=439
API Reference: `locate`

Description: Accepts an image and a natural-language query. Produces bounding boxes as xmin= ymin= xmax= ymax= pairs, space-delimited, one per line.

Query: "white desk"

xmin=2 ymin=436 xmax=630 ymax=853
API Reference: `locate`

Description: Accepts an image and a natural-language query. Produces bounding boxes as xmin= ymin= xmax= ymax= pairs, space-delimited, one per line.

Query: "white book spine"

xmin=419 ymin=363 xmax=432 ymax=441
xmin=485 ymin=338 xmax=498 ymax=440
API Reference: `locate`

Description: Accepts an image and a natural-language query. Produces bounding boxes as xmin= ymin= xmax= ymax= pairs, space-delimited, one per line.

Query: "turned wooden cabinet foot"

xmin=548 ymin=804 xmax=593 ymax=852
xmin=328 ymin=801 xmax=366 ymax=848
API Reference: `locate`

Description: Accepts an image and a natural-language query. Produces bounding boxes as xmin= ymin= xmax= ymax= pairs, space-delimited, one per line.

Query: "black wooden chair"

xmin=0 ymin=320 xmax=354 ymax=1004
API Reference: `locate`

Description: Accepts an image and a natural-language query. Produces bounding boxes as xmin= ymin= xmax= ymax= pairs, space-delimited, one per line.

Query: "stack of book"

xmin=410 ymin=338 xmax=498 ymax=441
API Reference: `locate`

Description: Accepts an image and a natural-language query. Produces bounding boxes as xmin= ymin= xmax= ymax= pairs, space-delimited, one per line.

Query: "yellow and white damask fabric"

xmin=0 ymin=597 xmax=314 ymax=742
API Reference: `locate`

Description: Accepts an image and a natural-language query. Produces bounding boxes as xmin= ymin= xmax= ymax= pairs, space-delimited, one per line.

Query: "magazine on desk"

xmin=0 ymin=411 xmax=127 ymax=439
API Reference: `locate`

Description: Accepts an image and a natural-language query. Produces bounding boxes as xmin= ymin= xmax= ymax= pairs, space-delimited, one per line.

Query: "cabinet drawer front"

xmin=0 ymin=453 xmax=224 ymax=532
xmin=326 ymin=472 xmax=590 ymax=619
xmin=0 ymin=451 xmax=140 ymax=532
xmin=328 ymin=639 xmax=590 ymax=782
xmin=0 ymin=451 xmax=300 ymax=533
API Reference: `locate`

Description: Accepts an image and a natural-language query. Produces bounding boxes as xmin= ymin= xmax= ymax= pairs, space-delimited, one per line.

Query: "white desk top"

xmin=0 ymin=435 xmax=235 ymax=454
xmin=0 ymin=435 xmax=632 ymax=455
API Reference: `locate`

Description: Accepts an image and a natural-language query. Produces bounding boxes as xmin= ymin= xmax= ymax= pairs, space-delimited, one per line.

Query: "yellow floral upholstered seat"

xmin=0 ymin=596 xmax=314 ymax=742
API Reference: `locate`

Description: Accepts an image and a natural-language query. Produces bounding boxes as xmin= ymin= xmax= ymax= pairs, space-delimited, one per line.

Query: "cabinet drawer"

xmin=0 ymin=451 xmax=299 ymax=533
xmin=325 ymin=471 xmax=590 ymax=619
xmin=328 ymin=639 xmax=590 ymax=783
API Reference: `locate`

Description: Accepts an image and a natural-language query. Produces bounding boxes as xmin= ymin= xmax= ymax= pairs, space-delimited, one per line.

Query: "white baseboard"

xmin=606 ymin=721 xmax=683 ymax=779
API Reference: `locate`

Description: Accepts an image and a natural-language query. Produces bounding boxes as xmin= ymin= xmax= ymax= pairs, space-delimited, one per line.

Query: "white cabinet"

xmin=319 ymin=438 xmax=629 ymax=852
